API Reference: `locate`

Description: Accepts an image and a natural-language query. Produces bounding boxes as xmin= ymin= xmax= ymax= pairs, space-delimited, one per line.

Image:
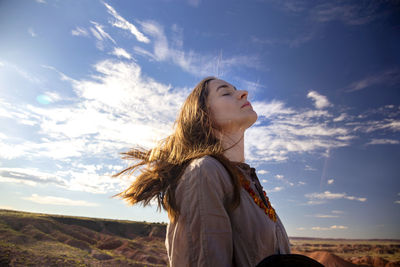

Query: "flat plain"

xmin=0 ymin=209 xmax=399 ymax=267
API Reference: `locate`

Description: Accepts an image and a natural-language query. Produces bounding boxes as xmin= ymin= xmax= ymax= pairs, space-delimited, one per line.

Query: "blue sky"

xmin=0 ymin=0 xmax=399 ymax=239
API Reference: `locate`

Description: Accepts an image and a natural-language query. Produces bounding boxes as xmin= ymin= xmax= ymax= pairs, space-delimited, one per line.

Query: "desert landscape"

xmin=0 ymin=209 xmax=399 ymax=267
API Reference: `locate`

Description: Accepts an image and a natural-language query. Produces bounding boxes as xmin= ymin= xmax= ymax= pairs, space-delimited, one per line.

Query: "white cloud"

xmin=312 ymin=225 xmax=348 ymax=231
xmin=366 ymin=139 xmax=400 ymax=146
xmin=346 ymin=68 xmax=400 ymax=92
xmin=270 ymin=186 xmax=283 ymax=192
xmin=332 ymin=210 xmax=344 ymax=214
xmin=257 ymin=169 xmax=269 ymax=175
xmin=305 ymin=190 xmax=367 ymax=202
xmin=314 ymin=214 xmax=339 ymax=218
xmin=187 ymin=0 xmax=201 ymax=7
xmin=23 ymin=194 xmax=99 ymax=207
xmin=333 ymin=113 xmax=347 ymax=122
xmin=306 ymin=200 xmax=326 ymax=205
xmin=103 ymin=2 xmax=150 ymax=43
xmin=245 ymin=101 xmax=350 ymax=161
xmin=0 ymin=164 xmax=129 ymax=195
xmin=395 ymin=200 xmax=400 ymax=204
xmin=262 ymin=179 xmax=268 ymax=183
xmin=133 ymin=20 xmax=261 ymax=77
xmin=28 ymin=27 xmax=37 ymax=37
xmin=275 ymin=174 xmax=284 ymax=180
xmin=89 ymin=21 xmax=116 ymax=50
xmin=354 ymin=119 xmax=400 ymax=133
xmin=1 ymin=59 xmax=185 ymax=194
xmin=71 ymin=27 xmax=89 ymax=37
xmin=296 ymin=227 xmax=306 ymax=231
xmin=0 ymin=61 xmax=41 ymax=84
xmin=327 ymin=179 xmax=334 ymax=185
xmin=111 ymin=47 xmax=132 ymax=59
xmin=245 ymin=98 xmax=354 ymax=162
xmin=330 ymin=225 xmax=348 ymax=229
xmin=91 ymin=21 xmax=116 ymax=44
xmin=0 ymin=167 xmax=67 ymax=187
xmin=307 ymin=90 xmax=332 ymax=109
xmin=305 ymin=165 xmax=316 ymax=171
xmin=35 ymin=0 xmax=46 ymax=3
xmin=36 ymin=91 xmax=61 ymax=105
xmin=311 ymin=2 xmax=379 ymax=25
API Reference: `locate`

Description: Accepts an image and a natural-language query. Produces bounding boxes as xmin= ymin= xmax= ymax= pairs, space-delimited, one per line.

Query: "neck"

xmin=217 ymin=130 xmax=245 ymax=163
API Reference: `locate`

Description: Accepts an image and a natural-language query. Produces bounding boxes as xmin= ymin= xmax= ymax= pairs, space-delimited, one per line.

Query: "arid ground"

xmin=0 ymin=209 xmax=399 ymax=266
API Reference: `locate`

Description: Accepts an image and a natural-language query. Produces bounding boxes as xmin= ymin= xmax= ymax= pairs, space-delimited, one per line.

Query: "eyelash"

xmin=222 ymin=93 xmax=231 ymax=96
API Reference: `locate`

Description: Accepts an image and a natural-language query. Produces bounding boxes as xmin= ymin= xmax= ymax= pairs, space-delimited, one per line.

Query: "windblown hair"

xmin=113 ymin=76 xmax=242 ymax=222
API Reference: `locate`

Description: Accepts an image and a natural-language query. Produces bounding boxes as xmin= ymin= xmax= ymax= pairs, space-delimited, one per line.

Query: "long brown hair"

xmin=113 ymin=77 xmax=242 ymax=222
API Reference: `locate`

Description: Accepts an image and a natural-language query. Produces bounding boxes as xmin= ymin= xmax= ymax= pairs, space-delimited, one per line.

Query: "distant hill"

xmin=0 ymin=209 xmax=167 ymax=266
xmin=0 ymin=209 xmax=399 ymax=267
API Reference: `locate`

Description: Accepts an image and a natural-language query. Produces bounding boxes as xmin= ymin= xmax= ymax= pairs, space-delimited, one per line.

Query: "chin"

xmin=244 ymin=112 xmax=258 ymax=129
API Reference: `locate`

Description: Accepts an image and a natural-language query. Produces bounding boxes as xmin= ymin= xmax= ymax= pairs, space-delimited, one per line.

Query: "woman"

xmin=114 ymin=77 xmax=291 ymax=266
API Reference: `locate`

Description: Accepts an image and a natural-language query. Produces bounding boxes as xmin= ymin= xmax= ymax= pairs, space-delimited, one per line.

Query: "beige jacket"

xmin=165 ymin=155 xmax=291 ymax=267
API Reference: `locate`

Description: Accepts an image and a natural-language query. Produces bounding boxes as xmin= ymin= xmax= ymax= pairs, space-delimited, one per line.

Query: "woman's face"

xmin=206 ymin=79 xmax=257 ymax=134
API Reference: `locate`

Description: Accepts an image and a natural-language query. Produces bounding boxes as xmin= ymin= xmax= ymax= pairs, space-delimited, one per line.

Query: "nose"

xmin=237 ymin=89 xmax=248 ymax=100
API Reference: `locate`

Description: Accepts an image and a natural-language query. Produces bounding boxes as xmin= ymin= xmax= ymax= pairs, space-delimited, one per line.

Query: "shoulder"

xmin=179 ymin=155 xmax=232 ymax=191
xmin=183 ymin=155 xmax=229 ymax=178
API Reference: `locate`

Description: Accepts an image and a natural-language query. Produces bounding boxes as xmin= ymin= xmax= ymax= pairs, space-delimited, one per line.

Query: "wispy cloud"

xmin=103 ymin=2 xmax=150 ymax=43
xmin=111 ymin=47 xmax=132 ymax=59
xmin=28 ymin=27 xmax=37 ymax=37
xmin=0 ymin=59 xmax=187 ymax=192
xmin=133 ymin=20 xmax=261 ymax=76
xmin=306 ymin=213 xmax=340 ymax=218
xmin=258 ymin=169 xmax=269 ymax=175
xmin=305 ymin=165 xmax=316 ymax=171
xmin=254 ymin=0 xmax=388 ymax=48
xmin=312 ymin=225 xmax=348 ymax=231
xmin=246 ymin=100 xmax=350 ymax=162
xmin=327 ymin=179 xmax=334 ymax=185
xmin=187 ymin=0 xmax=201 ymax=7
xmin=0 ymin=61 xmax=41 ymax=84
xmin=251 ymin=27 xmax=319 ymax=48
xmin=71 ymin=26 xmax=89 ymax=37
xmin=89 ymin=21 xmax=116 ymax=50
xmin=366 ymin=139 xmax=400 ymax=146
xmin=271 ymin=0 xmax=385 ymax=26
xmin=346 ymin=68 xmax=400 ymax=92
xmin=269 ymin=186 xmax=284 ymax=192
xmin=307 ymin=90 xmax=332 ymax=109
xmin=0 ymin=163 xmax=129 ymax=194
xmin=332 ymin=210 xmax=344 ymax=214
xmin=91 ymin=21 xmax=116 ymax=44
xmin=315 ymin=214 xmax=339 ymax=218
xmin=353 ymin=119 xmax=400 ymax=134
xmin=0 ymin=167 xmax=67 ymax=187
xmin=23 ymin=194 xmax=99 ymax=207
xmin=333 ymin=113 xmax=347 ymax=122
xmin=310 ymin=2 xmax=380 ymax=25
xmin=305 ymin=190 xmax=367 ymax=204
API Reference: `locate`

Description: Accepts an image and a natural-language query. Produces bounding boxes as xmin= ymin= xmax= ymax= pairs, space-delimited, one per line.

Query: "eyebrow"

xmin=216 ymin=84 xmax=237 ymax=92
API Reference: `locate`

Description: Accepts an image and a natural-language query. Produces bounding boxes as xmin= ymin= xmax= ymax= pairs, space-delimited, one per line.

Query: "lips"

xmin=241 ymin=101 xmax=251 ymax=108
